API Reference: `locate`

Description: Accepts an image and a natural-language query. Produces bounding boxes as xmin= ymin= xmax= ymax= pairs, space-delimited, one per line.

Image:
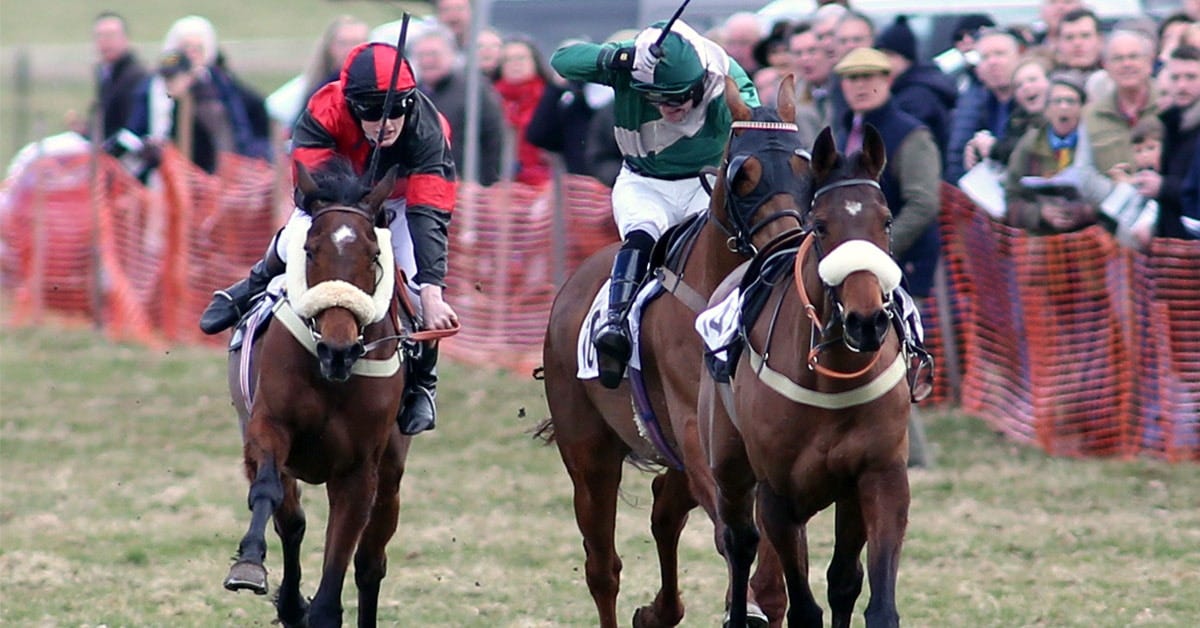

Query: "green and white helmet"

xmin=631 ymin=26 xmax=707 ymax=106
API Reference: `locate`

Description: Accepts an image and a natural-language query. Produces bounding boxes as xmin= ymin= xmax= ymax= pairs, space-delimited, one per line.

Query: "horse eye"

xmin=812 ymin=221 xmax=828 ymax=237
xmin=885 ymin=218 xmax=894 ymax=231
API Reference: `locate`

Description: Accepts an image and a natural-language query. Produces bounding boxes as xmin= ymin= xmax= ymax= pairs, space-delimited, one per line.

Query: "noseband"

xmin=714 ymin=120 xmax=810 ymax=256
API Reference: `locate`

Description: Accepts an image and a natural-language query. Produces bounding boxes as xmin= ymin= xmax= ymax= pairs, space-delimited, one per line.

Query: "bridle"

xmin=707 ymin=119 xmax=810 ymax=256
xmin=795 ymin=177 xmax=894 ymax=379
xmin=297 ymin=206 xmax=405 ymax=356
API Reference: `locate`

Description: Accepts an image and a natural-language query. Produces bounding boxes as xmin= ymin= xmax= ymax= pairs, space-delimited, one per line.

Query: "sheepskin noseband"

xmin=285 ymin=220 xmax=395 ymax=326
xmin=816 ymin=239 xmax=901 ymax=293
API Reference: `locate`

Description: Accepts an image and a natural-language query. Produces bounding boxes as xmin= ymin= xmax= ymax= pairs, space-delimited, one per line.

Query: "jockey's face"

xmin=360 ymin=114 xmax=405 ymax=148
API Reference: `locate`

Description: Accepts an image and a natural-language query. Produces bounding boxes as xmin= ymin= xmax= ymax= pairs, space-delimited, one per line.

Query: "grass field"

xmin=1 ymin=324 xmax=1198 ymax=626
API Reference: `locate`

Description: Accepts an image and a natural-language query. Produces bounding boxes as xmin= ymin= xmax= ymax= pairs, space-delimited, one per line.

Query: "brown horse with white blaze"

xmin=223 ymin=159 xmax=410 ymax=628
xmin=702 ymin=126 xmax=912 ymax=628
xmin=538 ymin=77 xmax=812 ymax=627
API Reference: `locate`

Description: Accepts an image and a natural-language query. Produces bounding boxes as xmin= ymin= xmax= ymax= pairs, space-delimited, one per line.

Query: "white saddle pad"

xmin=694 ymin=288 xmax=743 ymax=362
xmin=576 ymin=279 xmax=659 ymax=380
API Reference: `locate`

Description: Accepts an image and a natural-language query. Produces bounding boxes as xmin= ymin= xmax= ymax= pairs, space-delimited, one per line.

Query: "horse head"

xmin=292 ymin=159 xmax=398 ymax=382
xmin=715 ymin=74 xmax=811 ymax=255
xmin=804 ymin=125 xmax=900 ymax=353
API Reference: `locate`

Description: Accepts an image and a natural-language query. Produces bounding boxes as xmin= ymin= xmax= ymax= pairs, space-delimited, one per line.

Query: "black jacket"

xmin=526 ymin=81 xmax=596 ymax=176
xmin=419 ymin=72 xmax=504 ymax=186
xmin=95 ymin=51 xmax=148 ymax=140
xmin=1157 ymin=99 xmax=1200 ymax=239
xmin=890 ymin=63 xmax=957 ymax=152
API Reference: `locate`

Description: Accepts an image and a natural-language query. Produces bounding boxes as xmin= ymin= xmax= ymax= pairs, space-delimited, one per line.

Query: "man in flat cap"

xmin=833 ymin=46 xmax=939 ymax=405
xmin=834 ymin=46 xmax=942 ymax=302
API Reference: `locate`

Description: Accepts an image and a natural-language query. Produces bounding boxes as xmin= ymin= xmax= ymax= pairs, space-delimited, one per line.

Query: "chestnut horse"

xmin=538 ymin=78 xmax=811 ymax=628
xmin=223 ymin=159 xmax=410 ymax=628
xmin=701 ymin=126 xmax=912 ymax=628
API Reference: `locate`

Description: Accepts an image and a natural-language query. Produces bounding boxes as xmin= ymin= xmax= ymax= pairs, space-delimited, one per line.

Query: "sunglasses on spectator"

xmin=350 ymin=95 xmax=414 ymax=122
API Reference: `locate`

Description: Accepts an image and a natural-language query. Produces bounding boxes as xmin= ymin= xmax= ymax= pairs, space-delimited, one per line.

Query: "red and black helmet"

xmin=341 ymin=42 xmax=417 ymax=120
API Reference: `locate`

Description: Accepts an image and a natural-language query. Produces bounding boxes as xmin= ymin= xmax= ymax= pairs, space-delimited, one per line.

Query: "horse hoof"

xmin=722 ymin=603 xmax=768 ymax=628
xmin=224 ymin=561 xmax=268 ymax=595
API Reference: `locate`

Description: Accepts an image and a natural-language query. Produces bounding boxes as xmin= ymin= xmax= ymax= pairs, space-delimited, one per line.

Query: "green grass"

xmin=1 ymin=324 xmax=1198 ymax=627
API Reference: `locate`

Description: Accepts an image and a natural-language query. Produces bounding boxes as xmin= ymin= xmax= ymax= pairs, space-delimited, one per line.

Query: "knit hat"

xmin=952 ymin=14 xmax=996 ymax=44
xmin=875 ymin=16 xmax=917 ymax=63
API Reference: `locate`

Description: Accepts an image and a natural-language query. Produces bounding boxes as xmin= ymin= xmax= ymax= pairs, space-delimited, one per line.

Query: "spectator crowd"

xmin=71 ymin=0 xmax=1200 ymax=248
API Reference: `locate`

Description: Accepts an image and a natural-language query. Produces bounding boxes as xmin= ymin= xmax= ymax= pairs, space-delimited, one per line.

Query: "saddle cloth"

xmin=576 ymin=278 xmax=661 ymax=380
xmin=694 ymin=288 xmax=744 ymax=363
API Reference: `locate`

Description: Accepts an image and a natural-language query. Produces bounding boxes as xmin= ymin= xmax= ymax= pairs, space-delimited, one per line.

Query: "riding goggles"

xmin=641 ymin=90 xmax=693 ymax=107
xmin=349 ymin=92 xmax=415 ymax=122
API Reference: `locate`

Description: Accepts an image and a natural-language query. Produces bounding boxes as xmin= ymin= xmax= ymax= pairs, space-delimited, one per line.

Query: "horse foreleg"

xmin=633 ymin=469 xmax=696 ymax=628
xmin=225 ymin=454 xmax=285 ymax=595
xmin=757 ymin=488 xmax=821 ymax=628
xmin=561 ymin=437 xmax=625 ymax=628
xmin=857 ymin=467 xmax=908 ymax=628
xmin=354 ymin=436 xmax=408 ymax=628
xmin=307 ymin=465 xmax=378 ymax=628
xmin=748 ymin=504 xmax=787 ymax=628
xmin=273 ymin=476 xmax=308 ymax=628
xmin=827 ymin=497 xmax=866 ymax=628
xmin=711 ymin=452 xmax=763 ymax=627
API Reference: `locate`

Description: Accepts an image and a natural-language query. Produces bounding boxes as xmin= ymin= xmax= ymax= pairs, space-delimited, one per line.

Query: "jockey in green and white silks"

xmin=551 ymin=19 xmax=758 ymax=388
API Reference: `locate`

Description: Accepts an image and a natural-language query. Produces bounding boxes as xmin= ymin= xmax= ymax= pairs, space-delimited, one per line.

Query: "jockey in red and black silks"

xmin=200 ymin=41 xmax=458 ymax=436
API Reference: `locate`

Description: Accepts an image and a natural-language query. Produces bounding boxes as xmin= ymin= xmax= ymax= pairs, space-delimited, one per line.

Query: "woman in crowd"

xmin=493 ymin=36 xmax=552 ymax=186
xmin=265 ymin=15 xmax=369 ymax=132
xmin=123 ymin=15 xmax=270 ymax=175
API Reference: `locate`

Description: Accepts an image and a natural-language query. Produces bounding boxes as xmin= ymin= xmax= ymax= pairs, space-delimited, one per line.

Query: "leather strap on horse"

xmin=794 ymin=233 xmax=883 ymax=379
xmin=746 ymin=344 xmax=906 ymax=409
xmin=273 ymin=299 xmax=402 ymax=377
xmin=655 ymin=267 xmax=709 ymax=313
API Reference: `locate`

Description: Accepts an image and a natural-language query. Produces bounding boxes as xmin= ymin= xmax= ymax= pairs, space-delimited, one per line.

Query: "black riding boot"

xmin=592 ymin=236 xmax=651 ymax=389
xmin=891 ymin=287 xmax=935 ymax=402
xmin=398 ymin=342 xmax=439 ymax=435
xmin=199 ymin=234 xmax=286 ymax=335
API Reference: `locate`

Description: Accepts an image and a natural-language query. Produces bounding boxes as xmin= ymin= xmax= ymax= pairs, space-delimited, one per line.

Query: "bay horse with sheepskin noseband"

xmin=701 ymin=125 xmax=911 ymax=628
xmin=537 ymin=77 xmax=811 ymax=628
xmin=223 ymin=159 xmax=409 ymax=628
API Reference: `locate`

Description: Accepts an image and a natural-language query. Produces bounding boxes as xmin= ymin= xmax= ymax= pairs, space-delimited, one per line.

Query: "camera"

xmin=933 ymin=48 xmax=980 ymax=75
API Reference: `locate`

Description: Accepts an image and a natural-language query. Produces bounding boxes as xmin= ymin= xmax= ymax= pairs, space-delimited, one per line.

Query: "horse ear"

xmin=295 ymin=161 xmax=318 ymax=199
xmin=811 ymin=126 xmax=838 ymax=180
xmin=859 ymin=124 xmax=887 ymax=181
xmin=724 ymin=76 xmax=752 ymax=122
xmin=776 ymin=73 xmax=796 ymax=123
xmin=364 ymin=165 xmax=399 ymax=214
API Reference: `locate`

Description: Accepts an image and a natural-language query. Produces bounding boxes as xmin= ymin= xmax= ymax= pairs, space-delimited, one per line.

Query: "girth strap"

xmin=273 ymin=299 xmax=402 ymax=378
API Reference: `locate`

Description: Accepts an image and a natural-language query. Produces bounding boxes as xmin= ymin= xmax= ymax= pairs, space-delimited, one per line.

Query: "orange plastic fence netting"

xmin=2 ymin=151 xmax=1197 ymax=462
xmin=939 ymin=185 xmax=1199 ymax=462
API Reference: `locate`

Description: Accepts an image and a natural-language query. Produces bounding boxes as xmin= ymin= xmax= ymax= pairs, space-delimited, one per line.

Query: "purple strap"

xmin=628 ymin=367 xmax=686 ymax=470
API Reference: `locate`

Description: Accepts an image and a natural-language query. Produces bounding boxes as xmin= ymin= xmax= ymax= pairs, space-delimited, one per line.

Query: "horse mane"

xmin=298 ymin=156 xmax=371 ymax=214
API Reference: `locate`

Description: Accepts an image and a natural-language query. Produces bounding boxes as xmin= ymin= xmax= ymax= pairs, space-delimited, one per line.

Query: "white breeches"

xmin=610 ymin=166 xmax=710 ymax=240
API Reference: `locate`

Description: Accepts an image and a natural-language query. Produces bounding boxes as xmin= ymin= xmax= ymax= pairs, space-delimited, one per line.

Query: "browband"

xmin=731 ymin=121 xmax=799 ymax=132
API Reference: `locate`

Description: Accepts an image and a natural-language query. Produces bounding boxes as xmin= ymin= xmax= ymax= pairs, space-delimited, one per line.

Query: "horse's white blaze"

xmin=844 ymin=200 xmax=863 ymax=216
xmin=332 ymin=225 xmax=356 ymax=254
